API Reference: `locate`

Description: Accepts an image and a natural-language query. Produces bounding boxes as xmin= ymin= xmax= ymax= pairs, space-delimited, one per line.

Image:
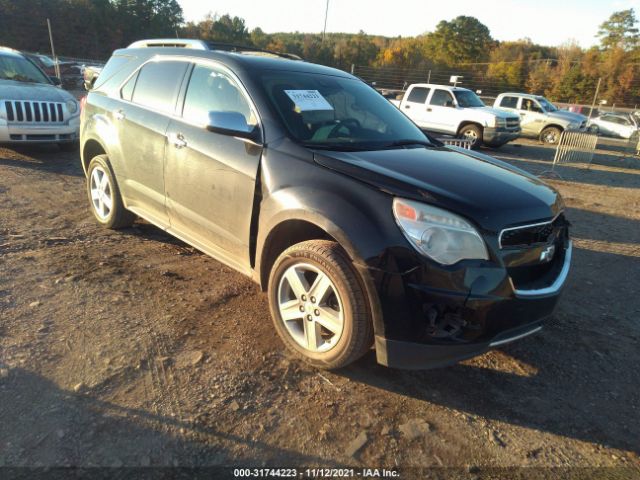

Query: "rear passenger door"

xmin=116 ymin=59 xmax=189 ymax=228
xmin=164 ymin=62 xmax=262 ymax=272
xmin=400 ymin=86 xmax=431 ymax=127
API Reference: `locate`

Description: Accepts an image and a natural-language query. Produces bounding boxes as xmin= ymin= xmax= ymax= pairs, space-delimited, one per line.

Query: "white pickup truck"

xmin=390 ymin=84 xmax=521 ymax=148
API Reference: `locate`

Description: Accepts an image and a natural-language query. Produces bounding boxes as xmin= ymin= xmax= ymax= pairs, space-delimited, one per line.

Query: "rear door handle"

xmin=404 ymin=105 xmax=411 ymax=109
xmin=426 ymin=108 xmax=432 ymax=112
xmin=114 ymin=110 xmax=125 ymax=121
xmin=168 ymin=133 xmax=187 ymax=149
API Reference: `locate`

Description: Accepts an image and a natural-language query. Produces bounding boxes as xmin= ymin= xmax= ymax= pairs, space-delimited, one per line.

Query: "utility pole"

xmin=588 ymin=77 xmax=601 ymax=120
xmin=47 ymin=18 xmax=60 ymax=79
xmin=322 ymin=0 xmax=329 ymax=42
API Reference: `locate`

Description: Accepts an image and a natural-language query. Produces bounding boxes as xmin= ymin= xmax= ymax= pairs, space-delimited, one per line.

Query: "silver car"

xmin=494 ymin=93 xmax=587 ymax=144
xmin=588 ymin=112 xmax=639 ymax=139
xmin=0 ymin=47 xmax=80 ymax=150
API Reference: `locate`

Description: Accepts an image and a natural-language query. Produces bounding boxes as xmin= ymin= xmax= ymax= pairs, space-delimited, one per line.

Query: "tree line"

xmin=1 ymin=0 xmax=639 ymax=106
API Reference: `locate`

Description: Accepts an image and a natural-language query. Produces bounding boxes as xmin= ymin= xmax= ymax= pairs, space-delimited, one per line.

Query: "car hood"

xmin=548 ymin=110 xmax=586 ymax=124
xmin=478 ymin=106 xmax=519 ymax=120
xmin=314 ymin=146 xmax=562 ymax=232
xmin=0 ymin=79 xmax=74 ymax=102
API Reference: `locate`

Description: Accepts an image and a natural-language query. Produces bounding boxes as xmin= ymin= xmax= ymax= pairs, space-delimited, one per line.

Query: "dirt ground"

xmin=0 ymin=138 xmax=639 ymax=478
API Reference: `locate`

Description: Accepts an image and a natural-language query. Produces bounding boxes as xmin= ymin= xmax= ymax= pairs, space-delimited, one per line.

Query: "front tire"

xmin=540 ymin=126 xmax=562 ymax=144
xmin=459 ymin=124 xmax=483 ymax=149
xmin=86 ymin=155 xmax=135 ymax=229
xmin=268 ymin=240 xmax=373 ymax=369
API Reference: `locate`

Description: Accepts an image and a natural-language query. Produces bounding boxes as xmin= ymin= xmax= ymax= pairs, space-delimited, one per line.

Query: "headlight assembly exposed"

xmin=66 ymin=99 xmax=78 ymax=114
xmin=393 ymin=198 xmax=488 ymax=265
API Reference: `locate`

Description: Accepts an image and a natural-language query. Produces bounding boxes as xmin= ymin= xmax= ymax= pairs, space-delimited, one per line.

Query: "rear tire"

xmin=540 ymin=126 xmax=562 ymax=144
xmin=267 ymin=240 xmax=373 ymax=369
xmin=459 ymin=124 xmax=483 ymax=149
xmin=86 ymin=155 xmax=135 ymax=229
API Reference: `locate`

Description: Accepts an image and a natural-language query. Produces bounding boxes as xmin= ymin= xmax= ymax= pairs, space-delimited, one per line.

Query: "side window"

xmin=131 ymin=60 xmax=189 ymax=113
xmin=182 ymin=64 xmax=257 ymax=127
xmin=120 ymin=71 xmax=138 ymax=101
xmin=430 ymin=89 xmax=454 ymax=107
xmin=521 ymin=99 xmax=542 ymax=113
xmin=406 ymin=87 xmax=430 ymax=104
xmin=499 ymin=96 xmax=518 ymax=109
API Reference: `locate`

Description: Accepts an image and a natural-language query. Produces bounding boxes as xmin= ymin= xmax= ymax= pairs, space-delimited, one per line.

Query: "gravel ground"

xmin=0 ymin=139 xmax=639 ymax=478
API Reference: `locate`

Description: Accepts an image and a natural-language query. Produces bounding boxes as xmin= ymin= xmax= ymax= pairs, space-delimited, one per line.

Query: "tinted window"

xmin=131 ymin=60 xmax=188 ymax=113
xmin=500 ymin=96 xmax=518 ymax=108
xmin=182 ymin=64 xmax=256 ymax=126
xmin=430 ymin=89 xmax=454 ymax=107
xmin=406 ymin=87 xmax=430 ymax=104
xmin=120 ymin=71 xmax=137 ymax=101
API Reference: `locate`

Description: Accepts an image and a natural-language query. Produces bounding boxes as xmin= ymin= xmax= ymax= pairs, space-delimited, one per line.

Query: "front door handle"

xmin=114 ymin=110 xmax=125 ymax=121
xmin=426 ymin=108 xmax=432 ymax=112
xmin=168 ymin=133 xmax=187 ymax=149
xmin=404 ymin=105 xmax=411 ymax=109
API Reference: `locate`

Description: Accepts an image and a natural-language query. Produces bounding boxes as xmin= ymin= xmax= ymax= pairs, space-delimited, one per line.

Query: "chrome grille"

xmin=506 ymin=117 xmax=520 ymax=129
xmin=3 ymin=100 xmax=64 ymax=123
xmin=499 ymin=213 xmax=568 ymax=249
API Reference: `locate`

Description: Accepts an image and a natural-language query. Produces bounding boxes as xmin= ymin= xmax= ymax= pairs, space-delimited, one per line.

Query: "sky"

xmin=179 ymin=0 xmax=640 ymax=48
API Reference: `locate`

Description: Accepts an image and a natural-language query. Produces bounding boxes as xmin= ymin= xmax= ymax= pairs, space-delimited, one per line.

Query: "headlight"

xmin=66 ymin=99 xmax=78 ymax=114
xmin=495 ymin=117 xmax=506 ymax=127
xmin=393 ymin=198 xmax=489 ymax=265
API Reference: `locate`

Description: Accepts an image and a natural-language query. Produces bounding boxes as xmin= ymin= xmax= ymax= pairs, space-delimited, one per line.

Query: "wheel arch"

xmin=456 ymin=121 xmax=484 ymax=135
xmin=81 ymin=137 xmax=107 ymax=176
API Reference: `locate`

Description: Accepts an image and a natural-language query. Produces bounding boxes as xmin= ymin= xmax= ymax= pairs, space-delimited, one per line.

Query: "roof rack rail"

xmin=127 ymin=39 xmax=209 ymax=50
xmin=204 ymin=41 xmax=302 ymax=60
xmin=126 ymin=38 xmax=302 ymax=60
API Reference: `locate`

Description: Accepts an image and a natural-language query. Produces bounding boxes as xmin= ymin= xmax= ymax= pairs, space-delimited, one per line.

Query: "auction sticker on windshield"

xmin=284 ymin=90 xmax=334 ymax=111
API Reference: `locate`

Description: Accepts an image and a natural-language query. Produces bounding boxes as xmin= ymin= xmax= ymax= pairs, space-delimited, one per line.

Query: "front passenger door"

xmin=164 ymin=63 xmax=262 ymax=272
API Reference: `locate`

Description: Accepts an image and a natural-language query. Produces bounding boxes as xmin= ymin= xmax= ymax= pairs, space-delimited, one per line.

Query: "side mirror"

xmin=206 ymin=111 xmax=259 ymax=141
xmin=50 ymin=76 xmax=61 ymax=86
xmin=445 ymin=100 xmax=454 ymax=108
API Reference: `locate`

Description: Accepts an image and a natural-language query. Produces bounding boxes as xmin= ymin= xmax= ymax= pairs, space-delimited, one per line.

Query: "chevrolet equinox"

xmin=80 ymin=39 xmax=572 ymax=369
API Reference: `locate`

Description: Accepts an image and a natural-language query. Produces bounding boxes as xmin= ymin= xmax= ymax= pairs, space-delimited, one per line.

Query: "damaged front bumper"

xmin=370 ymin=240 xmax=572 ymax=370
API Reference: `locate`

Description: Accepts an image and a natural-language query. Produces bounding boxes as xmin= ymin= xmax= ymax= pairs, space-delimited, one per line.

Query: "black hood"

xmin=314 ymin=146 xmax=562 ymax=233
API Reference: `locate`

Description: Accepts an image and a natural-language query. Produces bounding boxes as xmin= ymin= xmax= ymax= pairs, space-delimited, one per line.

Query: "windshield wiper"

xmin=382 ymin=139 xmax=432 ymax=148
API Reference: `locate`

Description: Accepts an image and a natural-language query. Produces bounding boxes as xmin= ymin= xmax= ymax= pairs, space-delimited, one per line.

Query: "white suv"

xmin=0 ymin=47 xmax=80 ymax=150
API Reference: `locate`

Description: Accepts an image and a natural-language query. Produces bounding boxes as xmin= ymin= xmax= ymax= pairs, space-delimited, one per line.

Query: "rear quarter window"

xmin=93 ymin=55 xmax=135 ymax=91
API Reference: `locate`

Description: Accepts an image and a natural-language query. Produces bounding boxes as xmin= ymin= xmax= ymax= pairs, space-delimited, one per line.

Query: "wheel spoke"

xmin=90 ymin=188 xmax=100 ymax=201
xmin=102 ymin=192 xmax=113 ymax=211
xmin=99 ymin=172 xmax=109 ymax=191
xmin=91 ymin=169 xmax=101 ymax=190
xmin=304 ymin=319 xmax=320 ymax=350
xmin=315 ymin=306 xmax=342 ymax=335
xmin=98 ymin=198 xmax=105 ymax=218
xmin=308 ymin=272 xmax=332 ymax=303
xmin=284 ymin=267 xmax=309 ymax=299
xmin=280 ymin=299 xmax=302 ymax=321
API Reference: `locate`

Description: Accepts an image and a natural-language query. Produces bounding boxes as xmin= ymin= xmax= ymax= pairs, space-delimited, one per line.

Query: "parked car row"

xmin=76 ymin=38 xmax=573 ymax=370
xmin=389 ymin=84 xmax=592 ymax=148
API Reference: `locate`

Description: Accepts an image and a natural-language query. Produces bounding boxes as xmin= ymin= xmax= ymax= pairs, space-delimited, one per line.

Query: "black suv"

xmin=80 ymin=39 xmax=572 ymax=369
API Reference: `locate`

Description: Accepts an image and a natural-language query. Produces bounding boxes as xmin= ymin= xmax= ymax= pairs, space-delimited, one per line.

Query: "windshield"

xmin=453 ymin=90 xmax=485 ymax=108
xmin=260 ymin=70 xmax=431 ymax=150
xmin=36 ymin=55 xmax=55 ymax=68
xmin=0 ymin=54 xmax=51 ymax=84
xmin=537 ymin=97 xmax=557 ymax=112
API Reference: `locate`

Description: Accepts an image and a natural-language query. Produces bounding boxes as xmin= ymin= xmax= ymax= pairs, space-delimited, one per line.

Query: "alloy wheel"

xmin=90 ymin=166 xmax=113 ymax=220
xmin=277 ymin=263 xmax=344 ymax=353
